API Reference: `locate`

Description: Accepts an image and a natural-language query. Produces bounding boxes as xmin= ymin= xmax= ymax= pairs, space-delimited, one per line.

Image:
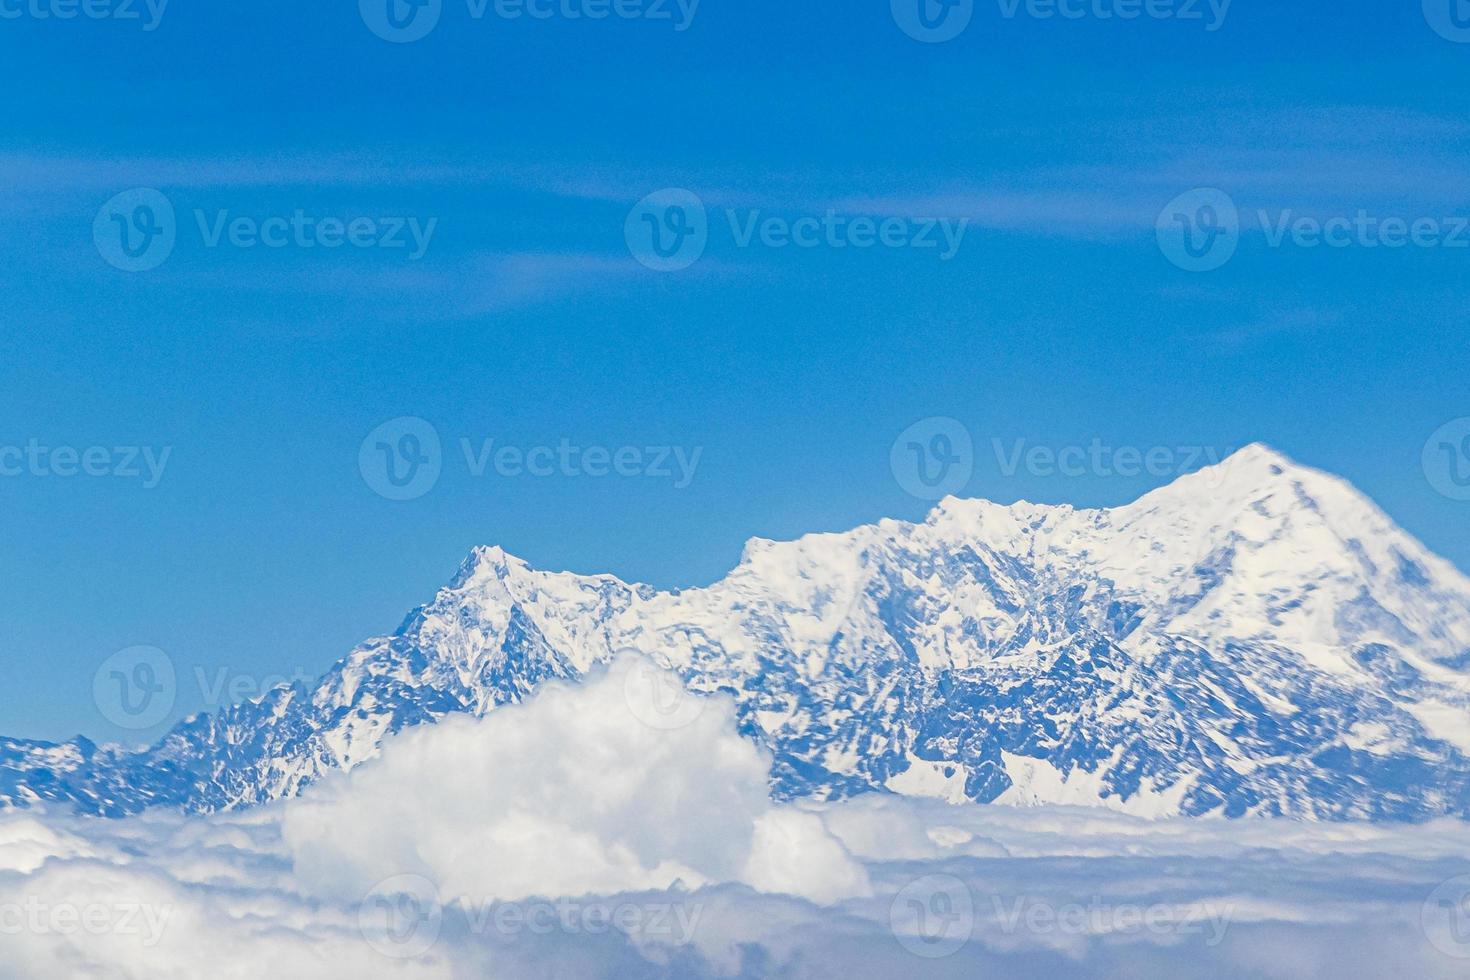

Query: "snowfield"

xmin=7 ymin=443 xmax=1470 ymax=821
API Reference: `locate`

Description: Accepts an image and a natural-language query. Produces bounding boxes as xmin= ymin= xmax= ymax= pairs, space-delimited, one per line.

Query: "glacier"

xmin=6 ymin=443 xmax=1470 ymax=821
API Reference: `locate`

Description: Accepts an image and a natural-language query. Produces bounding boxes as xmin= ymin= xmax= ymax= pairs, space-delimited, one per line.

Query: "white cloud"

xmin=282 ymin=658 xmax=870 ymax=907
xmin=0 ymin=662 xmax=1469 ymax=978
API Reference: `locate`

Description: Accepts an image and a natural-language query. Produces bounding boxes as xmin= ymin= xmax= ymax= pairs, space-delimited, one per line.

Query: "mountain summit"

xmin=6 ymin=445 xmax=1470 ymax=820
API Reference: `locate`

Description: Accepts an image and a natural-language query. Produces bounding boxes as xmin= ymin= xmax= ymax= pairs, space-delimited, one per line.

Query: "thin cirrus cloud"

xmin=820 ymin=104 xmax=1470 ymax=239
xmin=208 ymin=249 xmax=749 ymax=316
xmin=0 ymin=151 xmax=527 ymax=192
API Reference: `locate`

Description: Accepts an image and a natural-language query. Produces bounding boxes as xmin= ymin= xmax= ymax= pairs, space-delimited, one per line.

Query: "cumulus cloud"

xmin=0 ymin=662 xmax=1469 ymax=978
xmin=282 ymin=658 xmax=870 ymax=907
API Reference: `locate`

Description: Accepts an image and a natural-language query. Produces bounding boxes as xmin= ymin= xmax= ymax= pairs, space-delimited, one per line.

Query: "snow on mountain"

xmin=6 ymin=444 xmax=1470 ymax=820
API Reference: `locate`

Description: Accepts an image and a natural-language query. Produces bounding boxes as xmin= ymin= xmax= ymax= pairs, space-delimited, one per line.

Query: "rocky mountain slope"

xmin=6 ymin=444 xmax=1470 ymax=820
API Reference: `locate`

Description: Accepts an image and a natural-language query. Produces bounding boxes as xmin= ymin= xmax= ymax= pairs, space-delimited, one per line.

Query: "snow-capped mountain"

xmin=6 ymin=444 xmax=1470 ymax=820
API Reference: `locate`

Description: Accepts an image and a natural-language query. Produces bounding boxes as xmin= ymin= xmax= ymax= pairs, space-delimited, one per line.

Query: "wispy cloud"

xmin=820 ymin=104 xmax=1470 ymax=238
xmin=0 ymin=151 xmax=527 ymax=192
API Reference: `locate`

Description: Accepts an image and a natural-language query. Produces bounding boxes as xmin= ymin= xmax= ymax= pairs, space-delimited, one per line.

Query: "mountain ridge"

xmin=7 ymin=444 xmax=1470 ymax=821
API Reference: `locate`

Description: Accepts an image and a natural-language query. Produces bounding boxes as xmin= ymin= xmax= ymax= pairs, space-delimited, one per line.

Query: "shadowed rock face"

xmin=8 ymin=445 xmax=1470 ymax=822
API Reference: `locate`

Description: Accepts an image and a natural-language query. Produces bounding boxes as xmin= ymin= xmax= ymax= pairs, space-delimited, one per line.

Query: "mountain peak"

xmin=9 ymin=449 xmax=1470 ymax=821
xmin=1179 ymin=442 xmax=1311 ymax=492
xmin=452 ymin=545 xmax=531 ymax=586
xmin=1223 ymin=440 xmax=1293 ymax=472
xmin=1125 ymin=441 xmax=1345 ymax=519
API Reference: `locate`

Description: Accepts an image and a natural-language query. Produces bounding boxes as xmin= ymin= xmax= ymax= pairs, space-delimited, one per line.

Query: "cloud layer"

xmin=2 ymin=661 xmax=1470 ymax=978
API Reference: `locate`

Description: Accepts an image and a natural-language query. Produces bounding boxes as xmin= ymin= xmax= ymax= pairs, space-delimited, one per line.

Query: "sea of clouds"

xmin=3 ymin=659 xmax=1470 ymax=978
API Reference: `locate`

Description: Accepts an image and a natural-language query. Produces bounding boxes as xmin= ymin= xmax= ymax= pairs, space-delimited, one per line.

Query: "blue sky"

xmin=3 ymin=0 xmax=1470 ymax=740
